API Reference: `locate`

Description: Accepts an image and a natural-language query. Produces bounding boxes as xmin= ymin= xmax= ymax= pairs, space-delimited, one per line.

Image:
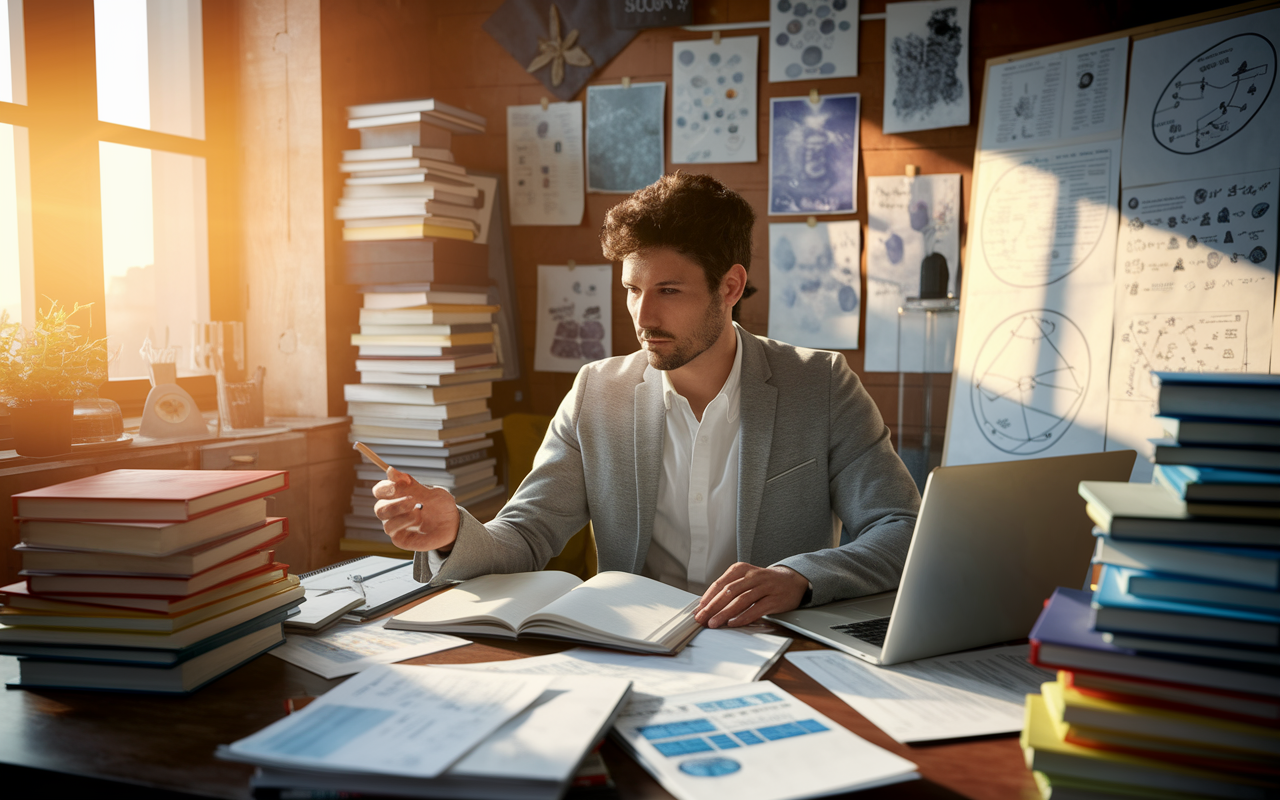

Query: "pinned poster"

xmin=535 ymin=264 xmax=613 ymax=373
xmin=507 ymin=102 xmax=584 ymax=226
xmin=769 ymin=93 xmax=860 ymax=215
xmin=768 ymin=221 xmax=861 ymax=350
xmin=769 ymin=0 xmax=859 ymax=82
xmin=883 ymin=0 xmax=970 ymax=134
xmin=671 ymin=36 xmax=759 ymax=164
xmin=586 ymin=82 xmax=666 ymax=193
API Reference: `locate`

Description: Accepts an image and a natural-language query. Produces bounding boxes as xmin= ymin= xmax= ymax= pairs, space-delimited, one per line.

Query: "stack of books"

xmin=340 ymin=100 xmax=506 ymax=554
xmin=1022 ymin=372 xmax=1280 ymax=798
xmin=341 ymin=97 xmax=487 ymax=243
xmin=0 ymin=469 xmax=305 ymax=693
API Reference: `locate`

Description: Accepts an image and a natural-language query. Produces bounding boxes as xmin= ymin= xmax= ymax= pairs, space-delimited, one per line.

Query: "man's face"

xmin=622 ymin=248 xmax=727 ymax=371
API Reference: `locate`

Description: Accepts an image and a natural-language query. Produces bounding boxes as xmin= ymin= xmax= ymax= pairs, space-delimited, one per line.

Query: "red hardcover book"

xmin=23 ymin=553 xmax=285 ymax=598
xmin=12 ymin=469 xmax=289 ymax=522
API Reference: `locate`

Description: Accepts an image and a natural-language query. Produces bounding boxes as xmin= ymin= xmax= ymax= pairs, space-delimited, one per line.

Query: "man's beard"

xmin=640 ymin=296 xmax=725 ymax=371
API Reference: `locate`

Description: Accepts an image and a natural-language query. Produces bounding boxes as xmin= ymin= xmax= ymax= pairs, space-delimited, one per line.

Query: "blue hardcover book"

xmin=1092 ymin=566 xmax=1279 ymax=648
xmin=1155 ymin=416 xmax=1280 ymax=449
xmin=1150 ymin=439 xmax=1280 ymax=473
xmin=1121 ymin=566 xmax=1280 ymax=614
xmin=1093 ymin=532 xmax=1280 ymax=589
xmin=1153 ymin=372 xmax=1280 ymax=422
xmin=1028 ymin=587 xmax=1280 ymax=697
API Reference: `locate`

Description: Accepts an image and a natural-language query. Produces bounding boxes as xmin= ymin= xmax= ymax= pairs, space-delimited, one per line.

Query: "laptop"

xmin=767 ymin=450 xmax=1136 ymax=666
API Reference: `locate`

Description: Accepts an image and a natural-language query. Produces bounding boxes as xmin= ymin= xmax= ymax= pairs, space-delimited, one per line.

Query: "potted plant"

xmin=0 ymin=302 xmax=108 ymax=456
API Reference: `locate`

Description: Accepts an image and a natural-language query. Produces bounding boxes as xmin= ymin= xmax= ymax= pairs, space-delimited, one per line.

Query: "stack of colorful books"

xmin=341 ymin=97 xmax=488 ymax=243
xmin=340 ymin=99 xmax=506 ymax=553
xmin=1023 ymin=372 xmax=1280 ymax=798
xmin=0 ymin=469 xmax=305 ymax=693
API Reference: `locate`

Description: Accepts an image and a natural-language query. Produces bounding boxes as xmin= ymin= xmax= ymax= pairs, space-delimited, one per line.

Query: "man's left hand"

xmin=695 ymin=563 xmax=810 ymax=628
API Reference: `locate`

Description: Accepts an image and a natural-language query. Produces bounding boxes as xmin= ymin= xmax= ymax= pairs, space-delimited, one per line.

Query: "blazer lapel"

xmin=736 ymin=330 xmax=776 ymax=564
xmin=632 ymin=367 xmax=666 ymax=572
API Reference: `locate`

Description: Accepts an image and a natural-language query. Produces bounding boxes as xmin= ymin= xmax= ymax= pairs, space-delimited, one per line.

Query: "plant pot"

xmin=11 ymin=399 xmax=75 ymax=457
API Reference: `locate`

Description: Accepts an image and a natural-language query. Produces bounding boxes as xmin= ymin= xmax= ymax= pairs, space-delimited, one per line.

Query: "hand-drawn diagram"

xmin=884 ymin=0 xmax=970 ymax=134
xmin=768 ymin=221 xmax=861 ymax=350
xmin=1157 ymin=33 xmax=1274 ymax=154
xmin=1152 ymin=34 xmax=1275 ymax=155
xmin=535 ymin=264 xmax=612 ymax=373
xmin=671 ymin=36 xmax=758 ymax=164
xmin=769 ymin=0 xmax=860 ymax=83
xmin=1113 ymin=311 xmax=1247 ymax=403
xmin=979 ymin=148 xmax=1115 ymax=287
xmin=970 ymin=310 xmax=1090 ymax=456
xmin=769 ymin=93 xmax=860 ymax=215
xmin=507 ymin=102 xmax=584 ymax=226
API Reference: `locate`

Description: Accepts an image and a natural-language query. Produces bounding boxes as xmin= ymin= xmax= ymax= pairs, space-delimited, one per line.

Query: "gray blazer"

xmin=416 ymin=326 xmax=921 ymax=606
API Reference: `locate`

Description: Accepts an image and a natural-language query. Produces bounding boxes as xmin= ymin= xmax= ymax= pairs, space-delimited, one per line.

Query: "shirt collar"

xmin=661 ymin=324 xmax=743 ymax=423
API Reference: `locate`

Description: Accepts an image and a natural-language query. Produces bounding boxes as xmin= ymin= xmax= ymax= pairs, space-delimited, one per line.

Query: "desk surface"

xmin=0 ymin=629 xmax=1040 ymax=800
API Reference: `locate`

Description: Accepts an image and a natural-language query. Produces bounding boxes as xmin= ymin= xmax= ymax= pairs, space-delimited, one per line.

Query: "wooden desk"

xmin=0 ymin=628 xmax=1040 ymax=800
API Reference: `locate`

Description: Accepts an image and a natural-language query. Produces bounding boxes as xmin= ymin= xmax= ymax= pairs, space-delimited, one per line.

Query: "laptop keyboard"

xmin=829 ymin=617 xmax=890 ymax=647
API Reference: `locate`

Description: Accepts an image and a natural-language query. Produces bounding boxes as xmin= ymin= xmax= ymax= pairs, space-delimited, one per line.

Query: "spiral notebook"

xmin=298 ymin=556 xmax=442 ymax=620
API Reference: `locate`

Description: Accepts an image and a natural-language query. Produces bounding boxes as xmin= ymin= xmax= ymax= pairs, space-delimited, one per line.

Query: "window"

xmin=0 ymin=0 xmax=231 ymax=394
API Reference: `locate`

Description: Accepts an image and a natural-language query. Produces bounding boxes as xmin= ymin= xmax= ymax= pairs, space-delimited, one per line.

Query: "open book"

xmin=385 ymin=571 xmax=702 ymax=655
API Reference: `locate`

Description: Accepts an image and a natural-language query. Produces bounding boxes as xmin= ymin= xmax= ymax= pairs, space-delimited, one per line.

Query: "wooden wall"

xmin=316 ymin=0 xmax=1223 ymax=440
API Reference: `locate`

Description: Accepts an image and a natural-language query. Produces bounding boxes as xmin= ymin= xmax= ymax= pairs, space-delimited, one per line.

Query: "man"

xmin=374 ymin=172 xmax=920 ymax=628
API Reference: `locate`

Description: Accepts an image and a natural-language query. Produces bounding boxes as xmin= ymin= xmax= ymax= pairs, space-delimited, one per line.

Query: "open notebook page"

xmin=528 ymin=572 xmax=699 ymax=643
xmin=395 ymin=571 xmax=582 ymax=631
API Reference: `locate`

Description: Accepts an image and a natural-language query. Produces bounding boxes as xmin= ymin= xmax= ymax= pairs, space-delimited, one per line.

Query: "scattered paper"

xmin=1122 ymin=11 xmax=1280 ymax=188
xmin=222 ymin=665 xmax=553 ymax=778
xmin=787 ymin=645 xmax=1055 ymax=743
xmin=299 ymin=557 xmax=422 ymax=619
xmin=769 ymin=0 xmax=859 ymax=82
xmin=671 ymin=36 xmax=758 ymax=164
xmin=586 ymin=82 xmax=665 ymax=193
xmin=534 ymin=264 xmax=613 ymax=373
xmin=270 ymin=622 xmax=470 ymax=680
xmin=1105 ymin=170 xmax=1278 ymax=479
xmin=767 ymin=221 xmax=861 ymax=350
xmin=946 ymin=141 xmax=1121 ymax=467
xmin=614 ymin=681 xmax=919 ymax=800
xmin=884 ymin=0 xmax=970 ymax=134
xmin=453 ymin=628 xmax=790 ymax=701
xmin=865 ymin=174 xmax=962 ymax=372
xmin=507 ymin=102 xmax=584 ymax=226
xmin=769 ymin=93 xmax=860 ymax=215
xmin=982 ymin=38 xmax=1128 ymax=151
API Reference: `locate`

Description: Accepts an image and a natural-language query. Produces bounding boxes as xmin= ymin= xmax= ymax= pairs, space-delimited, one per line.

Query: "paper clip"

xmin=809 ymin=88 xmax=820 ymax=105
xmin=540 ymin=96 xmax=549 ymax=111
xmin=567 ymin=259 xmax=577 ymax=270
xmin=622 ymin=77 xmax=632 ymax=89
xmin=905 ymin=164 xmax=920 ymax=177
xmin=712 ymin=30 xmax=721 ymax=45
xmin=806 ymin=216 xmax=818 ymax=228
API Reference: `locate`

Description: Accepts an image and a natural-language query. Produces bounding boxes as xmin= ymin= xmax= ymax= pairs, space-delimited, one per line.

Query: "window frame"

xmin=0 ymin=0 xmax=239 ymax=412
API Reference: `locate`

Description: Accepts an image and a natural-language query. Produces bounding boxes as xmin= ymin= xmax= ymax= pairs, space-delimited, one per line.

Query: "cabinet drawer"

xmin=199 ymin=433 xmax=308 ymax=470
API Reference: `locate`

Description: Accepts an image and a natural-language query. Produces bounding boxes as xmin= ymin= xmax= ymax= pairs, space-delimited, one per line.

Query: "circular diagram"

xmin=970 ymin=310 xmax=1091 ymax=456
xmin=1151 ymin=33 xmax=1276 ymax=155
xmin=980 ymin=156 xmax=1113 ymax=287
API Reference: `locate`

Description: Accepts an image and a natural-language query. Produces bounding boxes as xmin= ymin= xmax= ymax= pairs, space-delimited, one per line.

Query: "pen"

xmin=353 ymin=441 xmax=431 ymax=507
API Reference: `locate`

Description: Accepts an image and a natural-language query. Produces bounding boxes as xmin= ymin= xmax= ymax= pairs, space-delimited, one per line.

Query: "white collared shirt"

xmin=641 ymin=327 xmax=744 ymax=595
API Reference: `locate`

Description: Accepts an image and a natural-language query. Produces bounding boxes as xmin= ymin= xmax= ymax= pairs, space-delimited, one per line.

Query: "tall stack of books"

xmin=0 ymin=469 xmax=305 ymax=693
xmin=340 ymin=99 xmax=507 ymax=554
xmin=1022 ymin=372 xmax=1280 ymax=798
xmin=341 ymin=97 xmax=488 ymax=244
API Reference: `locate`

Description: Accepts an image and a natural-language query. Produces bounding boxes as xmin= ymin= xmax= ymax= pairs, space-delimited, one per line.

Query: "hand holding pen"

xmin=357 ymin=442 xmax=462 ymax=553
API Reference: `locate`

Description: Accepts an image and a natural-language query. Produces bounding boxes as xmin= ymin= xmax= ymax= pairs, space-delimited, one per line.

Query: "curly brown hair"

xmin=600 ymin=172 xmax=757 ymax=303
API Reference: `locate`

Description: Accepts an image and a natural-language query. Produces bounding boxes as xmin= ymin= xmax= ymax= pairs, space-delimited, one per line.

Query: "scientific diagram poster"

xmin=946 ymin=141 xmax=1122 ymax=467
xmin=1122 ymin=10 xmax=1280 ymax=187
xmin=535 ymin=265 xmax=612 ymax=374
xmin=769 ymin=93 xmax=860 ymax=215
xmin=586 ymin=82 xmax=665 ymax=193
xmin=767 ymin=221 xmax=861 ymax=350
xmin=1106 ymin=170 xmax=1278 ymax=478
xmin=981 ymin=38 xmax=1128 ymax=151
xmin=864 ymin=174 xmax=962 ymax=373
xmin=506 ymin=102 xmax=584 ymax=226
xmin=671 ymin=36 xmax=758 ymax=164
xmin=883 ymin=0 xmax=970 ymax=135
xmin=769 ymin=0 xmax=859 ymax=83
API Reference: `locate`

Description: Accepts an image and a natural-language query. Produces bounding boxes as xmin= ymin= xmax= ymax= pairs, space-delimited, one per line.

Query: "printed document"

xmin=613 ymin=681 xmax=918 ymax=800
xmin=221 ymin=665 xmax=552 ymax=778
xmin=269 ymin=623 xmax=470 ymax=679
xmin=787 ymin=645 xmax=1055 ymax=743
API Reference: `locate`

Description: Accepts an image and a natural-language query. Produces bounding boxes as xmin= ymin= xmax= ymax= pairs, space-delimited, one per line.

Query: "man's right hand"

xmin=372 ymin=467 xmax=461 ymax=552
